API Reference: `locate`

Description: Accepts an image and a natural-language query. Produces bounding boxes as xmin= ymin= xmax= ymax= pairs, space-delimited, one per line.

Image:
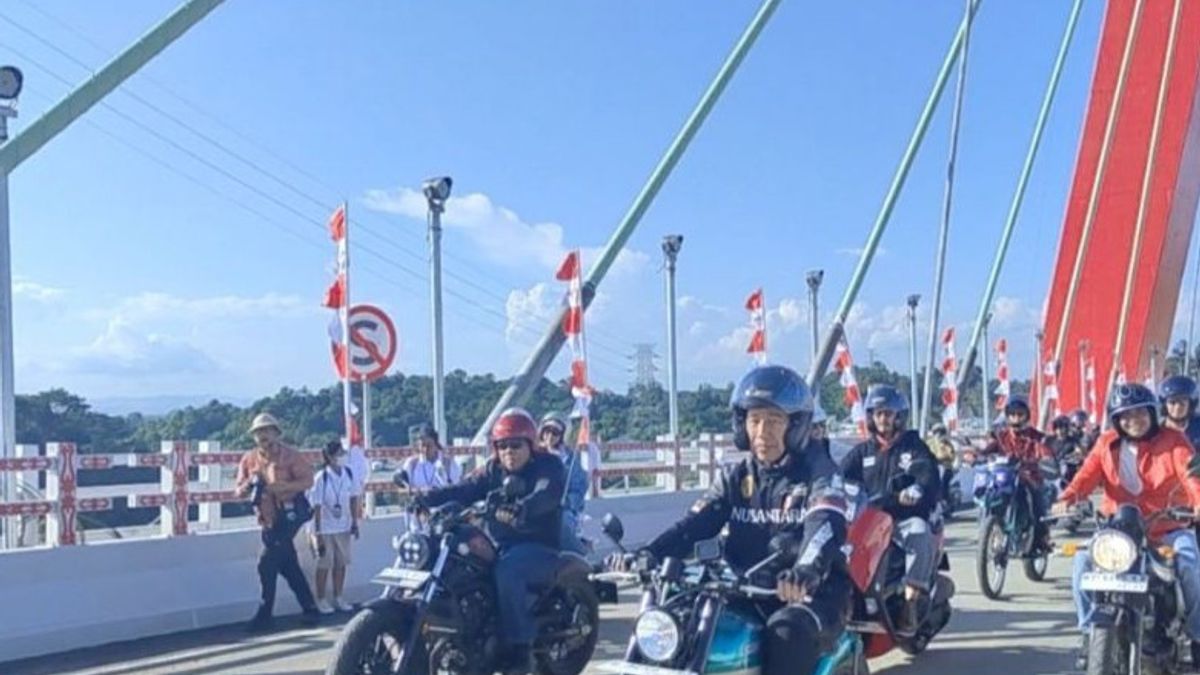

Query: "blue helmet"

xmin=1108 ymin=383 xmax=1159 ymax=438
xmin=730 ymin=365 xmax=815 ymax=453
xmin=864 ymin=384 xmax=909 ymax=432
xmin=1158 ymin=375 xmax=1199 ymax=416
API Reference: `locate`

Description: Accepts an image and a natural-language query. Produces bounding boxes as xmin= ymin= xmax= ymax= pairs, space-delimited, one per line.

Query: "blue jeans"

xmin=1072 ymin=528 xmax=1200 ymax=640
xmin=559 ymin=511 xmax=586 ymax=555
xmin=494 ymin=543 xmax=559 ymax=646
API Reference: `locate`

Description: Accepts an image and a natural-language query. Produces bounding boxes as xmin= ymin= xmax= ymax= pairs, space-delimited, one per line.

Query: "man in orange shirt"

xmin=236 ymin=412 xmax=320 ymax=632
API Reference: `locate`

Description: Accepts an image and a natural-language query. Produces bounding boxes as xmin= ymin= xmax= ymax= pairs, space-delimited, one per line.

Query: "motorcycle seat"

xmin=531 ymin=552 xmax=593 ymax=591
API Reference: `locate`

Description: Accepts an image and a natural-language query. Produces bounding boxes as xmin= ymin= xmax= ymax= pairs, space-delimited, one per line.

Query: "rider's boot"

xmin=1190 ymin=639 xmax=1200 ymax=667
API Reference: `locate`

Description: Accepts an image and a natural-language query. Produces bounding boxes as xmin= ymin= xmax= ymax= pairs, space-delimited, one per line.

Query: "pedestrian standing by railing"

xmin=309 ymin=441 xmax=359 ymax=614
xmin=235 ymin=413 xmax=319 ymax=632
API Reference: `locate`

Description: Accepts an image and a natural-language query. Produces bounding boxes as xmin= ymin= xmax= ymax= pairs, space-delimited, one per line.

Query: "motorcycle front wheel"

xmin=326 ymin=606 xmax=423 ymax=675
xmin=1086 ymin=625 xmax=1127 ymax=675
xmin=977 ymin=515 xmax=1008 ymax=600
xmin=536 ymin=575 xmax=601 ymax=675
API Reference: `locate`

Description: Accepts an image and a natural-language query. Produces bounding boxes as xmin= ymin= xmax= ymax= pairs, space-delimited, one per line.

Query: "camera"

xmin=249 ymin=474 xmax=267 ymax=511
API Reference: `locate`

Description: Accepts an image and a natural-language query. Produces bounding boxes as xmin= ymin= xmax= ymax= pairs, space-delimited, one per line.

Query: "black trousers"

xmin=763 ymin=572 xmax=852 ymax=675
xmin=257 ymin=528 xmax=316 ymax=617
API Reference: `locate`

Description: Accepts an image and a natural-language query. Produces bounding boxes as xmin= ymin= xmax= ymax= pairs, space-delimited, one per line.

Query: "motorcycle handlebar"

xmin=739 ymin=585 xmax=779 ymax=598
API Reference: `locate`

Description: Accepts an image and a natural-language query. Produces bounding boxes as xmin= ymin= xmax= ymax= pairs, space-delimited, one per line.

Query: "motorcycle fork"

xmin=396 ymin=537 xmax=451 ymax=674
xmin=685 ymin=595 xmax=723 ymax=674
xmin=625 ymin=587 xmax=659 ymax=661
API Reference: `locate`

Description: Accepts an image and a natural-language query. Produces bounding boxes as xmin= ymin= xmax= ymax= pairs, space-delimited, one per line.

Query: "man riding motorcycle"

xmin=538 ymin=412 xmax=588 ymax=554
xmin=1159 ymin=375 xmax=1200 ymax=450
xmin=926 ymin=423 xmax=957 ymax=508
xmin=1053 ymin=383 xmax=1200 ymax=666
xmin=983 ymin=396 xmax=1056 ymax=554
xmin=414 ymin=408 xmax=566 ymax=674
xmin=840 ymin=384 xmax=941 ymax=630
xmin=611 ymin=365 xmax=850 ymax=675
xmin=1070 ymin=408 xmax=1099 ymax=452
xmin=1047 ymin=415 xmax=1085 ymax=484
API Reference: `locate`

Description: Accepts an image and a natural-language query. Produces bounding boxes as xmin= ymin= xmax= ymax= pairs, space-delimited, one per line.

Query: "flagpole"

xmin=341 ymin=201 xmax=353 ymax=447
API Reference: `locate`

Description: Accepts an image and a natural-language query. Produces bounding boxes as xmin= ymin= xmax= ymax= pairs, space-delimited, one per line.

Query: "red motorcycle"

xmin=843 ymin=479 xmax=955 ymax=657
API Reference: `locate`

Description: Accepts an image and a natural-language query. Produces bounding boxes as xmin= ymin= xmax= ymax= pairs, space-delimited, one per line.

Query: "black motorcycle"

xmin=1078 ymin=504 xmax=1193 ymax=675
xmin=589 ymin=514 xmax=868 ymax=675
xmin=325 ymin=474 xmax=600 ymax=675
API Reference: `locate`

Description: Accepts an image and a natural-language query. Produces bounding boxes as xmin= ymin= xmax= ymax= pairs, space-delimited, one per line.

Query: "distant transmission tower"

xmin=630 ymin=343 xmax=660 ymax=387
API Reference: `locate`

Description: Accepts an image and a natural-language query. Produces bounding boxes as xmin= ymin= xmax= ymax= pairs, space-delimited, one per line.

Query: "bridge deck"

xmin=7 ymin=514 xmax=1082 ymax=675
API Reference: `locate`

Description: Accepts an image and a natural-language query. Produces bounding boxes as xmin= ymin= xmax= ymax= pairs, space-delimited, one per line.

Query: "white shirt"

xmin=403 ymin=453 xmax=463 ymax=491
xmin=310 ymin=466 xmax=355 ymax=534
xmin=1118 ymin=440 xmax=1143 ymax=495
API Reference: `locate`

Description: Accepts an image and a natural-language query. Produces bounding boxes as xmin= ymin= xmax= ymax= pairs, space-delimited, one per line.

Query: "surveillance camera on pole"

xmin=906 ymin=294 xmax=921 ymax=419
xmin=423 ymin=176 xmax=452 ymax=446
xmin=0 ymin=66 xmax=22 ymax=143
xmin=0 ymin=65 xmax=20 ymax=547
xmin=806 ymin=270 xmax=824 ymax=364
xmin=662 ymin=234 xmax=683 ymax=442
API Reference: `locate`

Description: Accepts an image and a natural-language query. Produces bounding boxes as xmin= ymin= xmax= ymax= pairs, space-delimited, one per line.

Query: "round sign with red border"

xmin=344 ymin=304 xmax=398 ymax=381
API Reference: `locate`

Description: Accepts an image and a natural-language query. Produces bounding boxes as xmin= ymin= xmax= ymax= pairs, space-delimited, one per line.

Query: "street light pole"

xmin=423 ymin=177 xmax=452 ymax=445
xmin=806 ymin=270 xmax=824 ymax=366
xmin=662 ymin=235 xmax=683 ymax=442
xmin=907 ymin=295 xmax=921 ymax=413
xmin=0 ymin=68 xmax=21 ymax=549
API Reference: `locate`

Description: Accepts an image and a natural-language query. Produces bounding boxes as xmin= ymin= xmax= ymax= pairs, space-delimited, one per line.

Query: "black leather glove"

xmin=495 ymin=503 xmax=522 ymax=525
xmin=777 ymin=565 xmax=822 ymax=600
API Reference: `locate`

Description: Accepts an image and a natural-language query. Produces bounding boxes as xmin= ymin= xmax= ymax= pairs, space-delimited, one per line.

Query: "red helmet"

xmin=490 ymin=408 xmax=538 ymax=449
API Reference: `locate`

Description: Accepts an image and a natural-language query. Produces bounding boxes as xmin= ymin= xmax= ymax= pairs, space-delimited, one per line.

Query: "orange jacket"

xmin=984 ymin=427 xmax=1055 ymax=486
xmin=1060 ymin=427 xmax=1200 ymax=541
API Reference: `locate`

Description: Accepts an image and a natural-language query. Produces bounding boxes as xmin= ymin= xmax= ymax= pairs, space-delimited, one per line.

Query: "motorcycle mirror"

xmin=601 ymin=513 xmax=625 ymax=543
xmin=693 ymin=537 xmax=722 ymax=563
xmin=393 ymin=470 xmax=410 ymax=488
xmin=501 ymin=475 xmax=527 ymax=499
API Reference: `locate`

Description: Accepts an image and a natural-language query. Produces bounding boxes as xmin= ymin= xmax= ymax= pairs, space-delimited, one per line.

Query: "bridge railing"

xmin=0 ymin=434 xmax=739 ymax=548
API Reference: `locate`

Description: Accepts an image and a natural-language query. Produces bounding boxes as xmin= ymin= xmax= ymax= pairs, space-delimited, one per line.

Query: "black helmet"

xmin=1069 ymin=409 xmax=1089 ymax=429
xmin=413 ymin=422 xmax=438 ymax=442
xmin=1158 ymin=375 xmax=1199 ymax=415
xmin=730 ymin=365 xmax=814 ymax=453
xmin=1050 ymin=415 xmax=1070 ymax=431
xmin=1004 ymin=395 xmax=1031 ymax=418
xmin=1108 ymin=383 xmax=1159 ymax=438
xmin=864 ymin=384 xmax=910 ymax=433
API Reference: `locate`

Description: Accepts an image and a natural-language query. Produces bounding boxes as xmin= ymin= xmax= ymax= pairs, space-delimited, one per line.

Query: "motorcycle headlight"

xmin=1090 ymin=530 xmax=1138 ymax=573
xmin=391 ymin=532 xmax=430 ymax=569
xmin=634 ymin=609 xmax=680 ymax=663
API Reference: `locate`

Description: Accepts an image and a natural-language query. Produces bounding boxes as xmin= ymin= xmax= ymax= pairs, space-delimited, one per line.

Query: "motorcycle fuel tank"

xmin=705 ymin=607 xmax=763 ymax=673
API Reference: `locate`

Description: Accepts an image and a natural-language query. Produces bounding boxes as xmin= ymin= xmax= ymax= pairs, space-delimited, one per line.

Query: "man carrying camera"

xmin=236 ymin=412 xmax=320 ymax=632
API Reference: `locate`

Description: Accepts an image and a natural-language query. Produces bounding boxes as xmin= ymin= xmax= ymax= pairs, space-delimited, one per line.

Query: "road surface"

xmin=8 ymin=510 xmax=1085 ymax=675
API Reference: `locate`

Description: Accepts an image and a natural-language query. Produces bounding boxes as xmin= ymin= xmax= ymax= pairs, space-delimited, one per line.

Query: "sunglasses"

xmin=495 ymin=439 xmax=527 ymax=451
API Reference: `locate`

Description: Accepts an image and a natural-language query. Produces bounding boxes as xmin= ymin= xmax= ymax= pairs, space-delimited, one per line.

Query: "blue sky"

xmin=1 ymin=0 xmax=1184 ymax=408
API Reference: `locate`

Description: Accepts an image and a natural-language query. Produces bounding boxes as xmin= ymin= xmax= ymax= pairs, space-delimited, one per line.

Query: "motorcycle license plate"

xmin=371 ymin=567 xmax=431 ymax=589
xmin=1080 ymin=572 xmax=1148 ymax=593
xmin=590 ymin=661 xmax=697 ymax=675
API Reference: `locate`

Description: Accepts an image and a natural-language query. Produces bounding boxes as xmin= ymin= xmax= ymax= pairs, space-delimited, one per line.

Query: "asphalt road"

xmin=8 ymin=510 xmax=1087 ymax=675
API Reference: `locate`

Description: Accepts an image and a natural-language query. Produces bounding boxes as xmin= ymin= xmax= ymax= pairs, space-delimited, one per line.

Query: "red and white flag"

xmin=994 ymin=338 xmax=1010 ymax=411
xmin=1043 ymin=357 xmax=1061 ymax=418
xmin=939 ymin=327 xmax=959 ymax=431
xmin=834 ymin=339 xmax=867 ymax=437
xmin=557 ymin=250 xmax=593 ymax=444
xmin=1084 ymin=355 xmax=1099 ymax=424
xmin=321 ymin=204 xmax=358 ymax=444
xmin=745 ymin=288 xmax=766 ymax=364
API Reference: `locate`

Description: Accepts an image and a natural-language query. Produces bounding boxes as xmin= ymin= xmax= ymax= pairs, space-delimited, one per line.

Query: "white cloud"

xmin=704 ymin=297 xmax=809 ymax=359
xmin=990 ymin=295 xmax=1039 ymax=331
xmin=363 ymin=186 xmax=649 ymax=278
xmin=504 ymin=283 xmax=557 ymax=346
xmin=13 ymin=278 xmax=65 ymax=303
xmin=64 ymin=318 xmax=219 ymax=376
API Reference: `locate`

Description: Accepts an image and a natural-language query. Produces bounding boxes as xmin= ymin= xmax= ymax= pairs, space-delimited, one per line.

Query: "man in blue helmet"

xmin=612 ymin=365 xmax=850 ymax=674
xmin=840 ymin=384 xmax=941 ymax=630
xmin=1159 ymin=375 xmax=1200 ymax=451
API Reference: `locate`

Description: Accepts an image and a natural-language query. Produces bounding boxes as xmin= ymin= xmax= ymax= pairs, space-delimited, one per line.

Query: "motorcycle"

xmin=972 ymin=455 xmax=1058 ymax=599
xmin=1075 ymin=504 xmax=1194 ymax=675
xmin=325 ymin=473 xmax=600 ymax=675
xmin=1057 ymin=451 xmax=1095 ymax=536
xmin=843 ymin=479 xmax=955 ymax=658
xmin=589 ymin=514 xmax=868 ymax=675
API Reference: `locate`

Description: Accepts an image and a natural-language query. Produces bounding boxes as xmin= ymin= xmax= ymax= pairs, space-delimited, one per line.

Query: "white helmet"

xmin=812 ymin=403 xmax=828 ymax=426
